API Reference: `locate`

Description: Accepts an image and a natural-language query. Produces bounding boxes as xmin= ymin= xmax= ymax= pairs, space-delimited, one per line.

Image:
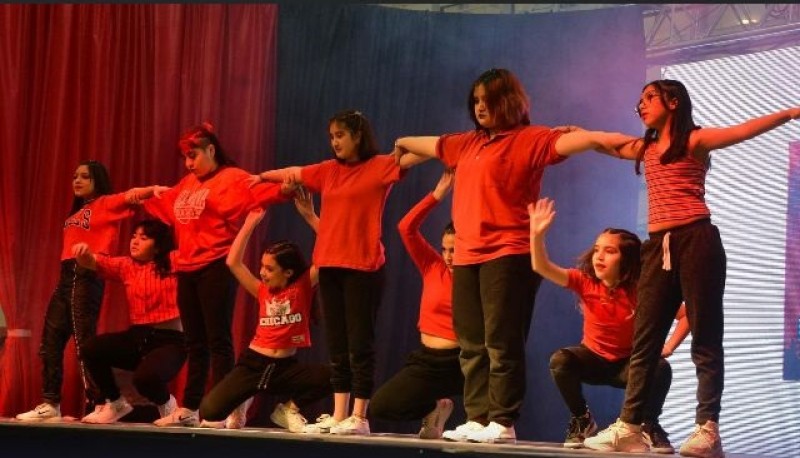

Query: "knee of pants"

xmin=549 ymin=348 xmax=578 ymax=374
xmin=654 ymin=358 xmax=673 ymax=383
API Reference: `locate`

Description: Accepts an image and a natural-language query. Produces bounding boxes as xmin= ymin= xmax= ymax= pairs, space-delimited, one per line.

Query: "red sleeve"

xmin=435 ymin=132 xmax=473 ymax=169
xmin=566 ymin=268 xmax=587 ymax=295
xmin=142 ymin=186 xmax=178 ymax=225
xmin=99 ymin=193 xmax=135 ymax=221
xmin=300 ymin=161 xmax=329 ymax=194
xmin=398 ymin=193 xmax=443 ymax=274
xmin=520 ymin=127 xmax=566 ymax=170
xmin=94 ymin=255 xmax=127 ymax=282
xmin=250 ymin=182 xmax=291 ymax=210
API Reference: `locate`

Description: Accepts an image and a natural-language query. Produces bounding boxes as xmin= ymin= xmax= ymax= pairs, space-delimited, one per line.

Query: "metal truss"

xmin=380 ymin=4 xmax=800 ymax=66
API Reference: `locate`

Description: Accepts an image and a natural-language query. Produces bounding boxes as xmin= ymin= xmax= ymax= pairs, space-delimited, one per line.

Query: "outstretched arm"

xmin=125 ymin=185 xmax=170 ymax=205
xmin=662 ymin=302 xmax=690 ymax=357
xmin=554 ymin=129 xmax=639 ymax=158
xmin=71 ymin=243 xmax=98 ymax=270
xmin=393 ymin=136 xmax=441 ymax=167
xmin=691 ymin=107 xmax=800 ymax=159
xmin=226 ymin=209 xmax=266 ymax=298
xmin=249 ymin=166 xmax=304 ymax=187
xmin=528 ymin=198 xmax=569 ymax=287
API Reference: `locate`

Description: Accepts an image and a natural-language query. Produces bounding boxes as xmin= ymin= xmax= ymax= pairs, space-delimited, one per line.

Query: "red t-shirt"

xmin=144 ymin=166 xmax=288 ymax=272
xmin=251 ymin=271 xmax=314 ymax=349
xmin=94 ymin=252 xmax=180 ymax=325
xmin=397 ymin=193 xmax=456 ymax=341
xmin=61 ymin=193 xmax=134 ymax=260
xmin=436 ymin=126 xmax=564 ymax=265
xmin=301 ymin=155 xmax=404 ymax=271
xmin=566 ymin=269 xmax=637 ymax=361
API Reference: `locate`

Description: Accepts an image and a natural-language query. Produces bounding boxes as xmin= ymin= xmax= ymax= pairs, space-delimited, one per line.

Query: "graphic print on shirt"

xmin=260 ymin=295 xmax=303 ymax=327
xmin=174 ymin=188 xmax=210 ymax=224
xmin=64 ymin=208 xmax=92 ymax=230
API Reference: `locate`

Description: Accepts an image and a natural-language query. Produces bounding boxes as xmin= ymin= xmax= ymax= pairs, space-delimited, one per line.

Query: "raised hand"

xmin=432 ymin=169 xmax=454 ymax=201
xmin=293 ymin=185 xmax=316 ymax=219
xmin=528 ymin=198 xmax=556 ymax=238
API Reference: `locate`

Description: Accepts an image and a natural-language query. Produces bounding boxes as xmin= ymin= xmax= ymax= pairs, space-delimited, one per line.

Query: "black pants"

xmin=550 ymin=344 xmax=671 ymax=422
xmin=177 ymin=258 xmax=237 ymax=410
xmin=452 ymin=254 xmax=541 ymax=426
xmin=621 ymin=219 xmax=726 ymax=424
xmin=82 ymin=325 xmax=187 ymax=405
xmin=318 ymin=267 xmax=384 ymax=399
xmin=199 ymin=348 xmax=332 ymax=421
xmin=39 ymin=260 xmax=104 ymax=404
xmin=370 ymin=346 xmax=463 ymax=421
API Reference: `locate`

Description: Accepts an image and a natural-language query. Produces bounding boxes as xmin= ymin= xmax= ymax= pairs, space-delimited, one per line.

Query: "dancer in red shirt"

xmin=197 ymin=209 xmax=331 ymax=431
xmin=16 ymin=161 xmax=139 ymax=422
xmin=369 ymin=170 xmax=464 ymax=439
xmin=394 ymin=68 xmax=636 ymax=443
xmin=71 ymin=219 xmax=186 ymax=424
xmin=252 ymin=110 xmax=409 ymax=435
xmin=583 ymin=81 xmax=799 ymax=457
xmin=129 ymin=123 xmax=292 ymax=426
xmin=529 ymin=198 xmax=688 ymax=452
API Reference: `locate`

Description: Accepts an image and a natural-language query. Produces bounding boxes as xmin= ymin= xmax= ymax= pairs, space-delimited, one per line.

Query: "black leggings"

xmin=39 ymin=260 xmax=104 ymax=404
xmin=199 ymin=348 xmax=332 ymax=421
xmin=82 ymin=325 xmax=186 ymax=405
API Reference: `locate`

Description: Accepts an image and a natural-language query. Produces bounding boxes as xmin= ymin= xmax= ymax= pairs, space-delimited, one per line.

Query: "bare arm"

xmin=250 ymin=166 xmax=304 ymax=187
xmin=124 ymin=185 xmax=170 ymax=205
xmin=554 ymin=130 xmax=639 ymax=158
xmin=293 ymin=185 xmax=319 ymax=233
xmin=691 ymin=107 xmax=800 ymax=160
xmin=71 ymin=243 xmax=97 ymax=270
xmin=226 ymin=209 xmax=266 ymax=298
xmin=393 ymin=136 xmax=441 ymax=166
xmin=662 ymin=302 xmax=690 ymax=357
xmin=528 ymin=198 xmax=569 ymax=287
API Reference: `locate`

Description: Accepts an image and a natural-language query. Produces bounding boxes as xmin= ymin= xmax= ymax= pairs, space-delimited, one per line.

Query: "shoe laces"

xmin=689 ymin=423 xmax=718 ymax=445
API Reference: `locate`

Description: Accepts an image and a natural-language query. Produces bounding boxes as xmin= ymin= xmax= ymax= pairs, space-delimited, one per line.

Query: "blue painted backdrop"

xmin=267 ymin=3 xmax=647 ymax=441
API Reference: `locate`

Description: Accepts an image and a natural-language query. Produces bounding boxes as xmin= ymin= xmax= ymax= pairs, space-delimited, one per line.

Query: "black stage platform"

xmin=0 ymin=418 xmax=774 ymax=458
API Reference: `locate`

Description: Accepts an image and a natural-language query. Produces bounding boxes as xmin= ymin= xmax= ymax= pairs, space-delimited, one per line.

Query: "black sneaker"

xmin=563 ymin=411 xmax=598 ymax=448
xmin=642 ymin=421 xmax=675 ymax=454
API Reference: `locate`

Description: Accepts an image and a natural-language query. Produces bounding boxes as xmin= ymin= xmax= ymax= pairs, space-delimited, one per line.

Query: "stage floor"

xmin=0 ymin=417 xmax=774 ymax=458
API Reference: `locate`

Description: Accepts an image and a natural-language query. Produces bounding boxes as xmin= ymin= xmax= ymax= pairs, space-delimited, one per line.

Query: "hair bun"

xmin=201 ymin=121 xmax=215 ymax=133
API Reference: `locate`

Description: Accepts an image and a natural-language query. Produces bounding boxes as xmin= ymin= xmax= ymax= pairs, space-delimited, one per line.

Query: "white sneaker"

xmin=419 ymin=399 xmax=454 ymax=439
xmin=80 ymin=403 xmax=106 ymax=423
xmin=16 ymin=403 xmax=61 ymax=422
xmin=583 ymin=418 xmax=649 ymax=453
xmin=154 ymin=407 xmax=200 ymax=427
xmin=226 ymin=397 xmax=253 ymax=430
xmin=442 ymin=421 xmax=485 ymax=442
xmin=199 ymin=419 xmax=226 ymax=429
xmin=157 ymin=395 xmax=178 ymax=419
xmin=270 ymin=402 xmax=308 ymax=433
xmin=83 ymin=397 xmax=133 ymax=424
xmin=467 ymin=421 xmax=516 ymax=444
xmin=329 ymin=415 xmax=370 ymax=435
xmin=679 ymin=420 xmax=724 ymax=458
xmin=302 ymin=413 xmax=339 ymax=434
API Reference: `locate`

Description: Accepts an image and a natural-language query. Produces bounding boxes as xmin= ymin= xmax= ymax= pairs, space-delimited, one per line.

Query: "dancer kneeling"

xmin=529 ymin=198 xmax=688 ymax=452
xmin=198 ymin=209 xmax=331 ymax=431
xmin=74 ymin=219 xmax=187 ymax=424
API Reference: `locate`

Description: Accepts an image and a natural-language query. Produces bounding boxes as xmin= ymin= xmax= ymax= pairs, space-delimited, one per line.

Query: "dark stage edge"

xmin=0 ymin=418 xmax=772 ymax=458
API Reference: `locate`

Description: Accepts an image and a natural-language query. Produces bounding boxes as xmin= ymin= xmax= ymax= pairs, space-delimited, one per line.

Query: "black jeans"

xmin=550 ymin=344 xmax=671 ymax=422
xmin=318 ymin=267 xmax=384 ymax=399
xmin=621 ymin=219 xmax=726 ymax=424
xmin=177 ymin=258 xmax=237 ymax=410
xmin=370 ymin=346 xmax=463 ymax=421
xmin=39 ymin=260 xmax=104 ymax=404
xmin=199 ymin=348 xmax=332 ymax=421
xmin=452 ymin=254 xmax=541 ymax=426
xmin=82 ymin=325 xmax=187 ymax=405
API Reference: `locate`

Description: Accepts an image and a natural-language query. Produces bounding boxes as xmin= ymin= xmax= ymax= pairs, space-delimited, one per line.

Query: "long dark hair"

xmin=467 ymin=68 xmax=531 ymax=131
xmin=264 ymin=240 xmax=309 ymax=286
xmin=328 ymin=110 xmax=380 ymax=162
xmin=635 ymin=79 xmax=700 ymax=175
xmin=69 ymin=160 xmax=112 ymax=216
xmin=576 ymin=228 xmax=641 ymax=291
xmin=178 ymin=122 xmax=236 ymax=167
xmin=134 ymin=219 xmax=175 ymax=278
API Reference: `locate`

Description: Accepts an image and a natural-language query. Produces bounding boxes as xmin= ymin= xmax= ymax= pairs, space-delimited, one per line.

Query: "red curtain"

xmin=0 ymin=4 xmax=277 ymax=418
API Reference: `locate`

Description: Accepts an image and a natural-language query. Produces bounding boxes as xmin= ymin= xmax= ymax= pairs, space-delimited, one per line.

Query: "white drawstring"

xmin=661 ymin=232 xmax=672 ymax=271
